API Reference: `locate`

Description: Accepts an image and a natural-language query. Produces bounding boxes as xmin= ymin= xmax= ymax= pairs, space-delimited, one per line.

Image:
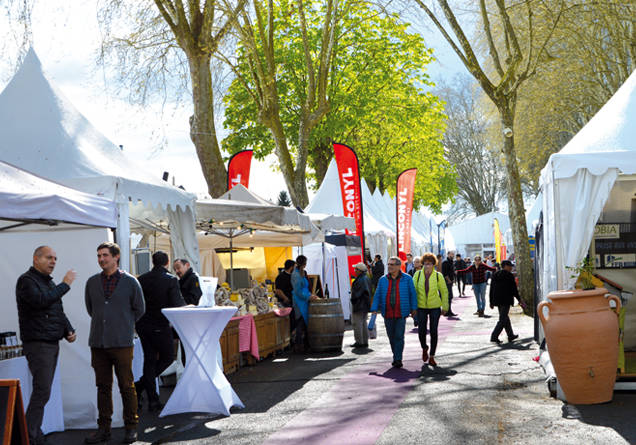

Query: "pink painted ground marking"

xmin=261 ymin=293 xmax=475 ymax=445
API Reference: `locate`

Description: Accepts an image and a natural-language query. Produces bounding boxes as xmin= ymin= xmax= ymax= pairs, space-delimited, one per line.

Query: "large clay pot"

xmin=538 ymin=288 xmax=621 ymax=404
xmin=307 ymin=299 xmax=344 ymax=352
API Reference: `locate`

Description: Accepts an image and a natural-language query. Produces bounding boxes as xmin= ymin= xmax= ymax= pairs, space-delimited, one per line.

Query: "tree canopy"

xmin=223 ymin=3 xmax=455 ymax=211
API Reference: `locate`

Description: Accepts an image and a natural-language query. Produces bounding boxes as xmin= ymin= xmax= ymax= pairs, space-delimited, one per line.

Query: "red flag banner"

xmin=227 ymin=150 xmax=253 ymax=190
xmin=333 ymin=143 xmax=365 ymax=276
xmin=396 ymin=168 xmax=417 ymax=264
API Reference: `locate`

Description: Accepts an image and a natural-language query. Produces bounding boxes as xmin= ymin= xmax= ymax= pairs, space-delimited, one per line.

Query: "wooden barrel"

xmin=307 ymin=299 xmax=345 ymax=352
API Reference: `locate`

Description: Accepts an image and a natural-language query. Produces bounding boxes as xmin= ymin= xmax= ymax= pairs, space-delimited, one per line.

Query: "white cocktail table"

xmin=160 ymin=307 xmax=244 ymax=417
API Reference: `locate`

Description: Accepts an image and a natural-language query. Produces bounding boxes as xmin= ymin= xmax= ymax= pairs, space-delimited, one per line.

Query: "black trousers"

xmin=23 ymin=341 xmax=59 ymax=443
xmin=491 ymin=305 xmax=514 ymax=340
xmin=456 ymin=274 xmax=466 ymax=295
xmin=417 ymin=308 xmax=441 ymax=356
xmin=446 ymin=281 xmax=454 ymax=313
xmin=137 ymin=325 xmax=174 ymax=402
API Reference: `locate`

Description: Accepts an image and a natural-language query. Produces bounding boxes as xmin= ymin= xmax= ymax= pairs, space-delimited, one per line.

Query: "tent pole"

xmin=230 ymin=231 xmax=234 ymax=290
xmin=322 ymin=242 xmax=326 ymax=296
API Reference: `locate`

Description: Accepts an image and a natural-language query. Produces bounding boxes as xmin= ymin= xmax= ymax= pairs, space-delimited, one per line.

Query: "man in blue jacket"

xmin=371 ymin=256 xmax=417 ymax=368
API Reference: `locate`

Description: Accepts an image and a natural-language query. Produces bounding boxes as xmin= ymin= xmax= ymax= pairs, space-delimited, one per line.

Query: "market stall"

xmin=0 ymin=161 xmax=120 ymax=430
xmin=0 ymin=48 xmax=199 ymax=273
xmin=537 ymin=69 xmax=636 ymax=395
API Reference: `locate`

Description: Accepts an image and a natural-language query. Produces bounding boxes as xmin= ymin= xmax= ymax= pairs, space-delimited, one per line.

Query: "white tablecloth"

xmin=0 ymin=356 xmax=64 ymax=434
xmin=159 ymin=307 xmax=244 ymax=417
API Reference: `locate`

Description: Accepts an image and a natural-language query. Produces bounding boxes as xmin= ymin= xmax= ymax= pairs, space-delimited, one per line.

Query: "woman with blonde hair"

xmin=412 ymin=252 xmax=449 ymax=366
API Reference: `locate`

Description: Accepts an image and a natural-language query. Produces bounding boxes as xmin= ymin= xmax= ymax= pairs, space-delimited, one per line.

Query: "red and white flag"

xmin=227 ymin=150 xmax=253 ymax=190
xmin=333 ymin=143 xmax=365 ymax=276
xmin=396 ymin=168 xmax=417 ymax=264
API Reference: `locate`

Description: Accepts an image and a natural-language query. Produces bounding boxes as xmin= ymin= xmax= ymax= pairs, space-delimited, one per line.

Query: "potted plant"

xmin=566 ymin=257 xmax=596 ymax=290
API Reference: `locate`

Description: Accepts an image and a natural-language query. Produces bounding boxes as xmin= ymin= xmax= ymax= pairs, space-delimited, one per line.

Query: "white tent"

xmin=0 ymin=162 xmax=120 ymax=431
xmin=0 ymin=49 xmax=199 ymax=271
xmin=294 ymin=243 xmax=351 ymax=320
xmin=446 ymin=212 xmax=510 ymax=257
xmin=306 ymin=160 xmax=395 ymax=260
xmin=539 ymin=69 xmax=636 ymax=295
xmin=0 ymin=161 xmax=117 ymax=228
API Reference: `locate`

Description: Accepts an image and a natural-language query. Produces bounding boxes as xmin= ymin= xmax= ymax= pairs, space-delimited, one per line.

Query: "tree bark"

xmin=187 ymin=53 xmax=227 ymax=197
xmin=499 ymin=98 xmax=533 ymax=312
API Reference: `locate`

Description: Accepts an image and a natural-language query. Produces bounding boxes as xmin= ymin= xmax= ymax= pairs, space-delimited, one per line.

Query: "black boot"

xmin=84 ymin=427 xmax=111 ymax=444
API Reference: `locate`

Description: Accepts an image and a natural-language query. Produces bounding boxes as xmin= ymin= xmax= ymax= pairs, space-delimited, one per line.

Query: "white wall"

xmin=0 ymin=225 xmax=132 ymax=429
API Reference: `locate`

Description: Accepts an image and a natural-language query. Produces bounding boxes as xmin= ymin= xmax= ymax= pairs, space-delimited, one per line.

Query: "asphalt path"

xmin=51 ymin=285 xmax=635 ymax=444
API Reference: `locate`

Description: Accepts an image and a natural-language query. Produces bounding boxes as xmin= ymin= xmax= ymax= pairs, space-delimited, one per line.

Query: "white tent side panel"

xmin=0 ymin=226 xmax=133 ymax=429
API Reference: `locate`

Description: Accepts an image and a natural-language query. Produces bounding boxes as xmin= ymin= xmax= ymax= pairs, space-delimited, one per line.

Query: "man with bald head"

xmin=16 ymin=246 xmax=76 ymax=445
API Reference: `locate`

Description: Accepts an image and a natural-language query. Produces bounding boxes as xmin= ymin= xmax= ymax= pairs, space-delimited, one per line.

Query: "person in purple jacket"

xmin=371 ymin=256 xmax=418 ymax=368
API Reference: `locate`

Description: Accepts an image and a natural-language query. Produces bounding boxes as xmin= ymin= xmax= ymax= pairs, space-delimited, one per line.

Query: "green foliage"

xmin=222 ymin=2 xmax=455 ymax=212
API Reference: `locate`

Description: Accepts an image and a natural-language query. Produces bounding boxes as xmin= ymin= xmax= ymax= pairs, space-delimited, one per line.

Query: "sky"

xmin=0 ymin=1 xmax=466 ymax=204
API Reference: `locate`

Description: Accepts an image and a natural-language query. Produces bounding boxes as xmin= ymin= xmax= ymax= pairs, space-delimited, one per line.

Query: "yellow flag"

xmin=494 ymin=218 xmax=502 ymax=264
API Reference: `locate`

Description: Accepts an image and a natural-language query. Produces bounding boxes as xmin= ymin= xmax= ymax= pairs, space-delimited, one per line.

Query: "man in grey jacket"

xmin=84 ymin=242 xmax=145 ymax=444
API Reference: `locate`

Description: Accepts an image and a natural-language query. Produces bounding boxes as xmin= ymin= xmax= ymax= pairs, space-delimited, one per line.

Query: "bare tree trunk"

xmin=499 ymin=99 xmax=533 ymax=312
xmin=188 ymin=53 xmax=226 ymax=197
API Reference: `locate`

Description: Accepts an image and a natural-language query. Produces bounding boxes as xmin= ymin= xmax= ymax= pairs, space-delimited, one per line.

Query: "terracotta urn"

xmin=538 ymin=288 xmax=621 ymax=404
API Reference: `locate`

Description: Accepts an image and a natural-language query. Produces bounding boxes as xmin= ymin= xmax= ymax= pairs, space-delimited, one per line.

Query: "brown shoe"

xmin=478 ymin=310 xmax=484 ymax=317
xmin=428 ymin=356 xmax=437 ymax=367
xmin=422 ymin=346 xmax=429 ymax=363
xmin=84 ymin=427 xmax=111 ymax=444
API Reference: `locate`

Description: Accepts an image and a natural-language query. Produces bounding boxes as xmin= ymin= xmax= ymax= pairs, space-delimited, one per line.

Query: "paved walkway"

xmin=50 ymin=285 xmax=635 ymax=444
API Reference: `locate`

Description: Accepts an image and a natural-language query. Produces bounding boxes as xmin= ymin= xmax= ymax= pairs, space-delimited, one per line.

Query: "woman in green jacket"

xmin=412 ymin=252 xmax=449 ymax=366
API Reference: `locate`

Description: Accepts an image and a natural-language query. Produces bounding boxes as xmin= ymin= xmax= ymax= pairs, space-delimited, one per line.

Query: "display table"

xmin=0 ymin=356 xmax=64 ymax=434
xmin=160 ymin=307 xmax=244 ymax=417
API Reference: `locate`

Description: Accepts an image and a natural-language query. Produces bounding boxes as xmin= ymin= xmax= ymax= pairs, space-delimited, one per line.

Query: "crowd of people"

xmin=16 ymin=243 xmax=522 ymax=444
xmin=362 ymin=251 xmax=523 ymax=369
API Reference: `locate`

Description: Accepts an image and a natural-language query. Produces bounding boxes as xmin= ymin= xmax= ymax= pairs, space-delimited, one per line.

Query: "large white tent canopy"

xmin=0 ymin=161 xmax=117 ymax=229
xmin=539 ymin=68 xmax=636 ymax=295
xmin=0 ymin=49 xmax=199 ymax=270
xmin=445 ymin=211 xmax=510 ymax=255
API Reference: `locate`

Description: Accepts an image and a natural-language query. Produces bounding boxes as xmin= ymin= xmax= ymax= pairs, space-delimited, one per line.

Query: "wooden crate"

xmin=220 ymin=318 xmax=241 ymax=375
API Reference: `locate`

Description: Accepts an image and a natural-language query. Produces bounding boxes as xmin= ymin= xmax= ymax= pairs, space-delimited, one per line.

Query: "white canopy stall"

xmin=0 ymin=161 xmax=120 ymax=430
xmin=445 ymin=212 xmax=511 ymax=258
xmin=0 ymin=49 xmax=199 ymax=272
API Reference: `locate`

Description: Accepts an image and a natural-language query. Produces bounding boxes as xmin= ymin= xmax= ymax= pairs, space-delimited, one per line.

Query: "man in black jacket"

xmin=136 ymin=251 xmax=185 ymax=412
xmin=173 ymin=258 xmax=202 ymax=306
xmin=371 ymin=255 xmax=384 ymax=289
xmin=16 ymin=246 xmax=77 ymax=445
xmin=454 ymin=254 xmax=467 ymax=297
xmin=489 ymin=260 xmax=521 ymax=344
xmin=441 ymin=252 xmax=457 ymax=317
xmin=350 ymin=263 xmax=372 ymax=348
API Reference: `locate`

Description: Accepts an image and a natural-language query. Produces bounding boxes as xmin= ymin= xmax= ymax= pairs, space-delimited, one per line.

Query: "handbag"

xmin=368 ymin=313 xmax=378 ymax=339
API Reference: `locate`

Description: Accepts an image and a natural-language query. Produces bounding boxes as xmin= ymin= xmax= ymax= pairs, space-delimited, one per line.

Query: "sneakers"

xmin=473 ymin=311 xmax=480 ymax=315
xmin=422 ymin=346 xmax=429 ymax=363
xmin=446 ymin=312 xmax=457 ymax=317
xmin=508 ymin=334 xmax=519 ymax=343
xmin=392 ymin=360 xmax=403 ymax=368
xmin=478 ymin=310 xmax=485 ymax=317
xmin=490 ymin=338 xmax=502 ymax=345
xmin=428 ymin=357 xmax=437 ymax=367
xmin=84 ymin=428 xmax=111 ymax=444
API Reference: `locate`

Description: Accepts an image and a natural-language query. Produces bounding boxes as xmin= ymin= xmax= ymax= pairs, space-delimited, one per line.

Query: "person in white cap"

xmin=350 ymin=262 xmax=372 ymax=348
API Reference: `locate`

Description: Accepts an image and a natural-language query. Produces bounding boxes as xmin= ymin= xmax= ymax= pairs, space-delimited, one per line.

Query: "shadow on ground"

xmin=228 ymin=349 xmax=354 ymax=414
xmin=562 ymin=393 xmax=636 ymax=443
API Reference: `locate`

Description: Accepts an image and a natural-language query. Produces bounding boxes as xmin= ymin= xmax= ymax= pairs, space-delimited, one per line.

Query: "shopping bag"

xmin=368 ymin=313 xmax=378 ymax=339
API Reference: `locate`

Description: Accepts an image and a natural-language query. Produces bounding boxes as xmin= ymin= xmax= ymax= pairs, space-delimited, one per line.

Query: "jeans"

xmin=491 ymin=305 xmax=514 ymax=340
xmin=23 ymin=341 xmax=59 ymax=443
xmin=473 ymin=282 xmax=487 ymax=311
xmin=137 ymin=325 xmax=174 ymax=402
xmin=417 ymin=308 xmax=441 ymax=356
xmin=351 ymin=311 xmax=369 ymax=345
xmin=384 ymin=317 xmax=407 ymax=361
xmin=91 ymin=347 xmax=138 ymax=429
